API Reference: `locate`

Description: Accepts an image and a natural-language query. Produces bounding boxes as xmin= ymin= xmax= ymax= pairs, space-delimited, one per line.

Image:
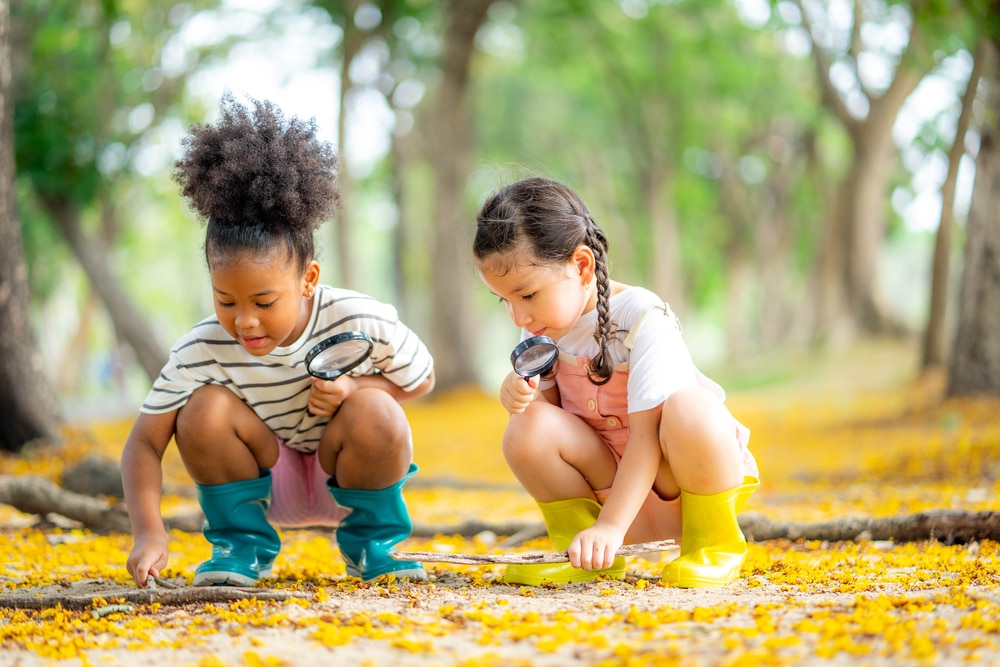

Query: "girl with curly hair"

xmin=473 ymin=176 xmax=758 ymax=588
xmin=122 ymin=94 xmax=434 ymax=588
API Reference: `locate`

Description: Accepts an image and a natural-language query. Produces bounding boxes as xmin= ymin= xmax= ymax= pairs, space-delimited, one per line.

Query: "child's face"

xmin=477 ymin=249 xmax=595 ymax=341
xmin=209 ymin=250 xmax=318 ymax=356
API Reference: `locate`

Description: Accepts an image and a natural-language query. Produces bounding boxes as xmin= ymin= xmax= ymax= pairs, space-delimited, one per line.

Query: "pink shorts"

xmin=267 ymin=440 xmax=350 ymax=528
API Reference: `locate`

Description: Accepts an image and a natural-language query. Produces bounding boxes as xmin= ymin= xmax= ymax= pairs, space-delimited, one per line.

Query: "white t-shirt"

xmin=141 ymin=284 xmax=434 ymax=453
xmin=537 ymin=286 xmax=711 ymax=414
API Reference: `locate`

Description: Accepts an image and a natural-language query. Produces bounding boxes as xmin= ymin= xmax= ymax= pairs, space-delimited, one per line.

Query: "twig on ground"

xmin=0 ymin=585 xmax=311 ymax=611
xmin=392 ymin=539 xmax=677 ymax=565
xmin=739 ymin=510 xmax=1000 ymax=544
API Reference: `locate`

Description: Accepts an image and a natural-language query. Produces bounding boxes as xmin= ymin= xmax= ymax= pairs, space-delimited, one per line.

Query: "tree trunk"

xmin=845 ymin=123 xmax=902 ymax=333
xmin=424 ymin=0 xmax=494 ymax=390
xmin=331 ymin=0 xmax=363 ymax=291
xmin=948 ymin=40 xmax=1000 ymax=396
xmin=39 ymin=198 xmax=167 ymax=383
xmin=922 ymin=40 xmax=986 ymax=369
xmin=0 ymin=0 xmax=61 ymax=452
xmin=796 ymin=0 xmax=928 ymax=340
xmin=646 ymin=169 xmax=685 ymax=315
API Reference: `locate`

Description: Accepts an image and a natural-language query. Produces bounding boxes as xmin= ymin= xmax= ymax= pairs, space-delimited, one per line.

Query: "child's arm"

xmin=120 ymin=410 xmax=177 ymax=588
xmin=568 ymin=406 xmax=662 ymax=570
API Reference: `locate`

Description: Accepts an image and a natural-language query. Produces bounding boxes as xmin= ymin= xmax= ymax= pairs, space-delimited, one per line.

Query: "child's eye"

xmin=258 ymin=301 xmax=276 ymax=309
xmin=522 ymin=293 xmax=536 ymax=301
xmin=216 ymin=300 xmax=234 ymax=309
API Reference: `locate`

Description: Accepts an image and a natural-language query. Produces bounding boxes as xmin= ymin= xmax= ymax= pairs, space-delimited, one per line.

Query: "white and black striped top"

xmin=140 ymin=284 xmax=434 ymax=453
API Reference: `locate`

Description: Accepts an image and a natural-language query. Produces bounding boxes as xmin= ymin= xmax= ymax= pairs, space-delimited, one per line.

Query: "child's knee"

xmin=661 ymin=386 xmax=732 ymax=444
xmin=177 ymin=385 xmax=239 ymax=440
xmin=341 ymin=388 xmax=411 ymax=446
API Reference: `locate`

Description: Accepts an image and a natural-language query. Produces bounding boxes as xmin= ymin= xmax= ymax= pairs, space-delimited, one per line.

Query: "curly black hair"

xmin=173 ymin=92 xmax=340 ymax=273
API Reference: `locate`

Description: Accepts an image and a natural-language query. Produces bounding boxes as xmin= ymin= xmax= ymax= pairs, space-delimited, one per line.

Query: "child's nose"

xmin=511 ymin=305 xmax=532 ymax=328
xmin=235 ymin=309 xmax=259 ymax=329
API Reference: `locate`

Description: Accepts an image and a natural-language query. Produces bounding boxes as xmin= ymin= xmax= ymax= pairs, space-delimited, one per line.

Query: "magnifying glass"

xmin=305 ymin=331 xmax=374 ymax=380
xmin=510 ymin=335 xmax=559 ymax=380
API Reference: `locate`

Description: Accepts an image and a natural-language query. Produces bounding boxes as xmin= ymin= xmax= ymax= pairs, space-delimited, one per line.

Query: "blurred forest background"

xmin=1 ymin=0 xmax=999 ymax=453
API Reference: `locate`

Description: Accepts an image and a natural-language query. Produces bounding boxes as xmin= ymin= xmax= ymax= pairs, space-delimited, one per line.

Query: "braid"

xmin=586 ymin=220 xmax=614 ymax=385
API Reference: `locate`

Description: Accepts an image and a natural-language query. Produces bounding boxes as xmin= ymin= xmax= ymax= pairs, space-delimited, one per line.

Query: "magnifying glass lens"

xmin=310 ymin=340 xmax=370 ymax=374
xmin=305 ymin=331 xmax=374 ymax=380
xmin=511 ymin=335 xmax=559 ymax=378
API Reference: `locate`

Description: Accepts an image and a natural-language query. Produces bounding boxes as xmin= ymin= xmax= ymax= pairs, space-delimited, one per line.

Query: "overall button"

xmin=606 ymin=417 xmax=618 ymax=427
xmin=587 ymin=399 xmax=596 ymax=412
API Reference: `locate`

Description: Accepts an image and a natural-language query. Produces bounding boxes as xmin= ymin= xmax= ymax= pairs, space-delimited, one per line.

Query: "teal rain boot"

xmin=327 ymin=463 xmax=427 ymax=582
xmin=193 ymin=471 xmax=282 ymax=587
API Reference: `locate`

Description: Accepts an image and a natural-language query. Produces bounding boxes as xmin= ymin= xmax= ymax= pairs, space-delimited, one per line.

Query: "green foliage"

xmin=16 ymin=183 xmax=70 ymax=300
xmin=474 ymin=0 xmax=823 ymax=309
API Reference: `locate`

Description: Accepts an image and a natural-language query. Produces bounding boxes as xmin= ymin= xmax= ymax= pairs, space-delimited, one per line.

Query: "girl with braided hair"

xmin=473 ymin=176 xmax=758 ymax=588
xmin=121 ymin=94 xmax=434 ymax=588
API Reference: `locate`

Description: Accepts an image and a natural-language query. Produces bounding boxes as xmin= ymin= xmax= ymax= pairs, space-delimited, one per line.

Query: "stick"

xmin=391 ymin=539 xmax=677 ymax=565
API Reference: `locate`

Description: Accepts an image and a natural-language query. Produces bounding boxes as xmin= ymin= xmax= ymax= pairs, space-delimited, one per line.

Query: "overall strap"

xmin=623 ymin=303 xmax=678 ymax=352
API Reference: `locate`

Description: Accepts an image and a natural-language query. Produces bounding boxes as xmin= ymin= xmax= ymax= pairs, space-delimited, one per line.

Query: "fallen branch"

xmin=392 ymin=539 xmax=677 ymax=565
xmin=739 ymin=510 xmax=1000 ymax=544
xmin=0 ymin=585 xmax=310 ymax=611
xmin=0 ymin=474 xmax=132 ymax=533
xmin=3 ymin=474 xmax=1000 ymax=546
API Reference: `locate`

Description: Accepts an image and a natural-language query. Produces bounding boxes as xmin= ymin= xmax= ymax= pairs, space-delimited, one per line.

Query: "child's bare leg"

xmin=501 ymin=401 xmax=625 ymax=585
xmin=319 ymin=386 xmax=425 ymax=581
xmin=659 ymin=385 xmax=756 ymax=588
xmin=317 ymin=386 xmax=413 ymax=488
xmin=175 ymin=384 xmax=282 ymax=586
xmin=658 ymin=386 xmax=744 ymax=494
xmin=503 ymin=401 xmax=616 ymax=502
xmin=175 ymin=384 xmax=279 ymax=484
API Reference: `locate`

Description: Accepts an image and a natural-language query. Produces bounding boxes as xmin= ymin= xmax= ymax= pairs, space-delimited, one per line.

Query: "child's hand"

xmin=127 ymin=532 xmax=169 ymax=588
xmin=309 ymin=376 xmax=357 ymax=416
xmin=568 ymin=523 xmax=625 ymax=570
xmin=500 ymin=371 xmax=538 ymax=414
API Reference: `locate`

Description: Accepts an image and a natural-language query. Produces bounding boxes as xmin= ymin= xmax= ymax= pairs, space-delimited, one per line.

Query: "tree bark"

xmin=0 ymin=0 xmax=61 ymax=452
xmin=646 ymin=168 xmax=685 ymax=317
xmin=796 ymin=0 xmax=929 ymax=340
xmin=922 ymin=40 xmax=985 ymax=369
xmin=424 ymin=0 xmax=495 ymax=390
xmin=331 ymin=0 xmax=364 ymax=291
xmin=948 ymin=39 xmax=1000 ymax=396
xmin=38 ymin=197 xmax=167 ymax=383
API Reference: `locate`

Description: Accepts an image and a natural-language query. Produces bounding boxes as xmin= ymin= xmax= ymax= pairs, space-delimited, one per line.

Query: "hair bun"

xmin=174 ymin=92 xmax=341 ymax=237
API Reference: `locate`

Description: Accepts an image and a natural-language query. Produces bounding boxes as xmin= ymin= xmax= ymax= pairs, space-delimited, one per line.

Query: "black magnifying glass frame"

xmin=304 ymin=330 xmax=374 ymax=381
xmin=510 ymin=335 xmax=559 ymax=380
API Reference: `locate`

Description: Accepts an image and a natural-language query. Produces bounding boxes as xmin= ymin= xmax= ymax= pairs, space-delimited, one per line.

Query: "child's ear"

xmin=572 ymin=244 xmax=596 ymax=285
xmin=303 ymin=260 xmax=321 ymax=296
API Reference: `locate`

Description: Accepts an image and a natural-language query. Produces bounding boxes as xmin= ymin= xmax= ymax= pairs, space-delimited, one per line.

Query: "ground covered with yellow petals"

xmin=1 ymin=340 xmax=999 ymax=666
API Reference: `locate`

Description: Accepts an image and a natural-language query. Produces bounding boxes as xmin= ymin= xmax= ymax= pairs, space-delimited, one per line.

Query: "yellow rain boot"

xmin=661 ymin=477 xmax=759 ymax=588
xmin=503 ymin=497 xmax=626 ymax=586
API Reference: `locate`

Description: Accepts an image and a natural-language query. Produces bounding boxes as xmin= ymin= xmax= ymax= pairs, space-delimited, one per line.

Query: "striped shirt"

xmin=141 ymin=284 xmax=434 ymax=453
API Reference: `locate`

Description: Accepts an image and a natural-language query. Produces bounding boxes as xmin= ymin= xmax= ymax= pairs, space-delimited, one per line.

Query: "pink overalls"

xmin=553 ymin=317 xmax=758 ymax=546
